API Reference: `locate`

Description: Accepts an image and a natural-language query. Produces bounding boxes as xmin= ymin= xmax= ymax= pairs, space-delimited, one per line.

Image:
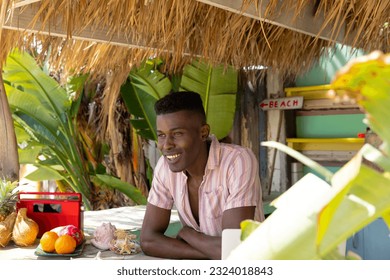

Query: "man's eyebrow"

xmin=157 ymin=127 xmax=185 ymax=133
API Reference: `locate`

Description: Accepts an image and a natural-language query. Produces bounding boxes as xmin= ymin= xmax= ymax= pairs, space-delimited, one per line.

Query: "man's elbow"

xmin=140 ymin=234 xmax=154 ymax=256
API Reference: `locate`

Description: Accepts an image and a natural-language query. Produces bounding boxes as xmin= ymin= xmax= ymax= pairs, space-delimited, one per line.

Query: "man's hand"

xmin=174 ymin=206 xmax=257 ymax=260
xmin=176 ymin=226 xmax=221 ymax=260
xmin=140 ymin=203 xmax=208 ymax=259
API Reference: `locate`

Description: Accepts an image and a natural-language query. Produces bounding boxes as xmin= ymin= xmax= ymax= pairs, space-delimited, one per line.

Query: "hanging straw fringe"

xmin=0 ymin=0 xmax=387 ymax=80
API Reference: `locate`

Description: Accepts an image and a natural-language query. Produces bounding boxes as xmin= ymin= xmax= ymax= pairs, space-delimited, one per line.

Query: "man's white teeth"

xmin=166 ymin=154 xmax=180 ymax=160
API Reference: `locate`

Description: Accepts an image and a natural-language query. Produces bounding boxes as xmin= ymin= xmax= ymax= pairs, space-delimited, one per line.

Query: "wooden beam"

xmin=5 ymin=1 xmax=353 ymax=49
xmin=12 ymin=0 xmax=42 ymax=9
xmin=3 ymin=4 xmax=203 ymax=56
xmin=196 ymin=0 xmax=350 ymax=44
xmin=2 ymin=4 xmax=158 ymax=51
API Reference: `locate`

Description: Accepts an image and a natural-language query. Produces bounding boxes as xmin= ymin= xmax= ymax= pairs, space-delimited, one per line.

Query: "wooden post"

xmin=265 ymin=70 xmax=288 ymax=196
xmin=233 ymin=70 xmax=268 ymax=200
xmin=0 ymin=72 xmax=20 ymax=181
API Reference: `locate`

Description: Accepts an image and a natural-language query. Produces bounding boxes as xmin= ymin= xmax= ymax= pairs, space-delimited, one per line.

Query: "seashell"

xmin=91 ymin=222 xmax=116 ymax=250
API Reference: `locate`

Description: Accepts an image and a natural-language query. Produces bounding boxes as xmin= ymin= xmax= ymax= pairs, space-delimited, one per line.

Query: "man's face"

xmin=156 ymin=110 xmax=208 ymax=173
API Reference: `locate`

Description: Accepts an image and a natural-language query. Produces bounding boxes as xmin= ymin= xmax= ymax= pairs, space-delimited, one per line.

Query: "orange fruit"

xmin=54 ymin=234 xmax=77 ymax=254
xmin=40 ymin=231 xmax=59 ymax=253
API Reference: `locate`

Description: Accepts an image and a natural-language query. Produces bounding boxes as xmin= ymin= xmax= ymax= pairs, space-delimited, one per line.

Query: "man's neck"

xmin=185 ymin=141 xmax=210 ymax=180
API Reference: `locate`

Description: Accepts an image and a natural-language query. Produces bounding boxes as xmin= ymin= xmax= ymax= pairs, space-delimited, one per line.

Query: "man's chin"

xmin=167 ymin=163 xmax=184 ymax=173
xmin=168 ymin=166 xmax=183 ymax=173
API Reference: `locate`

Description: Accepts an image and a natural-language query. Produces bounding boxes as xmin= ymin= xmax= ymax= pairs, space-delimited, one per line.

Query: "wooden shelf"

xmin=286 ymin=138 xmax=364 ymax=151
xmin=285 ymin=84 xmax=333 ymax=100
xmin=284 ymin=84 xmax=359 ymax=110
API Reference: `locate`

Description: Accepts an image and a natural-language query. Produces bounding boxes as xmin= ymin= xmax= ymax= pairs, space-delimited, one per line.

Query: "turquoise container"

xmin=296 ymin=113 xmax=366 ymax=138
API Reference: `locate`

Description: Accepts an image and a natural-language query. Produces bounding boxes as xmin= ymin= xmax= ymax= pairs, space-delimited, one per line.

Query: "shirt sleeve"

xmin=224 ymin=148 xmax=261 ymax=211
xmin=147 ymin=157 xmax=174 ymax=210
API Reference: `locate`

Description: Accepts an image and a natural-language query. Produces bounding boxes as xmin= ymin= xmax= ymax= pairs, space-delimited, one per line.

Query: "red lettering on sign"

xmin=259 ymin=97 xmax=303 ymax=110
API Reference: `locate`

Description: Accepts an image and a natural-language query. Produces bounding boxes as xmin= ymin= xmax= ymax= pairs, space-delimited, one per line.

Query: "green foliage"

xmin=121 ymin=59 xmax=238 ymax=141
xmin=261 ymin=141 xmax=334 ymax=182
xmin=3 ymin=50 xmax=147 ymax=210
xmin=229 ymin=51 xmax=390 ymax=260
xmin=120 ymin=59 xmax=171 ymax=141
xmin=91 ymin=174 xmax=147 ymax=205
xmin=4 ymin=50 xmax=92 ymax=209
xmin=0 ymin=179 xmax=19 ymax=217
xmin=180 ymin=60 xmax=238 ymax=139
xmin=240 ymin=220 xmax=261 ymax=241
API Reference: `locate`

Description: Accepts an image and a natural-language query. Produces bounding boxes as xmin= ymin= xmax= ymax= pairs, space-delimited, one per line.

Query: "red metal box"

xmin=16 ymin=192 xmax=83 ymax=238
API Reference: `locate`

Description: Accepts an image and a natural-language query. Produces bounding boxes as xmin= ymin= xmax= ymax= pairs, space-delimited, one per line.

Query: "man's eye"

xmin=157 ymin=134 xmax=165 ymax=138
xmin=173 ymin=132 xmax=183 ymax=137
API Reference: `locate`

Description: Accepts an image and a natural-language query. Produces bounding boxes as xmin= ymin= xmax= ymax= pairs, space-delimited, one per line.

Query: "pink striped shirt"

xmin=148 ymin=135 xmax=264 ymax=236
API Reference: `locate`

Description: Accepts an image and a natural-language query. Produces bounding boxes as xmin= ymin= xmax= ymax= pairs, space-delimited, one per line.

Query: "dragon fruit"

xmin=51 ymin=224 xmax=84 ymax=246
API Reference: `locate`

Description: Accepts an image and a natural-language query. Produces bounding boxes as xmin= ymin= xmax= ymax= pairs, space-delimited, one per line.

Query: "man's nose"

xmin=163 ymin=134 xmax=174 ymax=149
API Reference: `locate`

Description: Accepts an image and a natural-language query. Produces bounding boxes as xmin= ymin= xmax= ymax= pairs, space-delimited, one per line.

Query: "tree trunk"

xmin=0 ymin=72 xmax=20 ymax=181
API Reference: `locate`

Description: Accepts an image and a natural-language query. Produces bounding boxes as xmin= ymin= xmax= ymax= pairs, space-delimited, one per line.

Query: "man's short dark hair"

xmin=155 ymin=91 xmax=206 ymax=122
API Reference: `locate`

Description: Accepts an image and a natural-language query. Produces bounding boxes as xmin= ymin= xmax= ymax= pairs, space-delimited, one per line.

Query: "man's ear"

xmin=201 ymin=124 xmax=210 ymax=141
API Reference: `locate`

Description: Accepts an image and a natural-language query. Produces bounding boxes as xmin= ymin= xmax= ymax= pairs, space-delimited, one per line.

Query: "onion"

xmin=0 ymin=212 xmax=16 ymax=247
xmin=12 ymin=208 xmax=39 ymax=246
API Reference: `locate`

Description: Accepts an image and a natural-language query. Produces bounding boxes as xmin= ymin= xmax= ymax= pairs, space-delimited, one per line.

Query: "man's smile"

xmin=165 ymin=153 xmax=181 ymax=161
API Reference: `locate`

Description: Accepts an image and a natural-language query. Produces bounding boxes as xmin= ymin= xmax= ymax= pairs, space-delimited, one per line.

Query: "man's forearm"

xmin=141 ymin=231 xmax=208 ymax=259
xmin=177 ymin=226 xmax=221 ymax=260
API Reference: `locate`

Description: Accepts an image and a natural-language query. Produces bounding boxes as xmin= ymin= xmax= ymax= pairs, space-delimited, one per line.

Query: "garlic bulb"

xmin=0 ymin=212 xmax=17 ymax=247
xmin=91 ymin=222 xmax=116 ymax=250
xmin=12 ymin=208 xmax=39 ymax=246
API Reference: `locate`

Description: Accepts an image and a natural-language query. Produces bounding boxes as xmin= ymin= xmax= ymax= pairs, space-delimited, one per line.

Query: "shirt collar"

xmin=206 ymin=134 xmax=221 ymax=170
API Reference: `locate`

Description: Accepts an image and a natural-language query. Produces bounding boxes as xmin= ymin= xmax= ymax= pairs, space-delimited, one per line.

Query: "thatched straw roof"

xmin=0 ymin=0 xmax=388 ymax=80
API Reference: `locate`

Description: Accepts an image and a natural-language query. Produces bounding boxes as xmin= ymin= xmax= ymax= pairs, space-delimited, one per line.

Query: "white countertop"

xmin=0 ymin=205 xmax=181 ymax=260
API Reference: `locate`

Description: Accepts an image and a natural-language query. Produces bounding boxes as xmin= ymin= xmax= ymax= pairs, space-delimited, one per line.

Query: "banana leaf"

xmin=121 ymin=59 xmax=172 ymax=141
xmin=4 ymin=50 xmax=70 ymax=123
xmin=91 ymin=174 xmax=147 ymax=205
xmin=180 ymin=59 xmax=238 ymax=140
xmin=66 ymin=74 xmax=89 ymax=120
xmin=17 ymin=145 xmax=42 ymax=164
xmin=331 ymin=51 xmax=390 ymax=156
xmin=24 ymin=165 xmax=65 ymax=181
xmin=122 ymin=59 xmax=238 ymax=141
xmin=3 ymin=50 xmax=150 ymax=209
xmin=8 ymin=91 xmax=77 ymax=172
xmin=317 ymin=51 xmax=390 ymax=243
xmin=320 ymin=149 xmax=390 ymax=255
xmin=229 ymin=151 xmax=390 ymax=259
xmin=229 ymin=173 xmax=331 ymax=259
xmin=3 ymin=50 xmax=92 ymax=210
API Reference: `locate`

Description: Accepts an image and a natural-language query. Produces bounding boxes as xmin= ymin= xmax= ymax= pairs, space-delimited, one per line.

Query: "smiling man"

xmin=140 ymin=91 xmax=264 ymax=259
